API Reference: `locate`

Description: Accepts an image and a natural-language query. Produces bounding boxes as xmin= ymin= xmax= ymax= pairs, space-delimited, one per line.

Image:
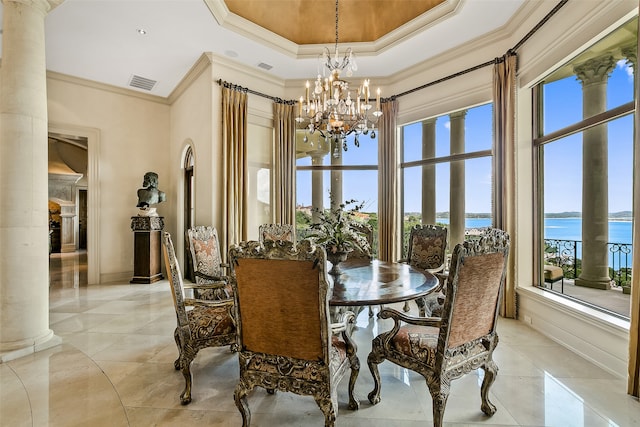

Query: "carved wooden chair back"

xmin=258 ymin=223 xmax=295 ymax=243
xmin=186 ymin=226 xmax=232 ymax=299
xmin=229 ymin=239 xmax=359 ymax=426
xmin=405 ymin=224 xmax=448 ymax=272
xmin=401 ymin=224 xmax=448 ymax=315
xmin=367 ymin=228 xmax=509 ymax=427
xmin=161 ymin=231 xmax=236 ymax=405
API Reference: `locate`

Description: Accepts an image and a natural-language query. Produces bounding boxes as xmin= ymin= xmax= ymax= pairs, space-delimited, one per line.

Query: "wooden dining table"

xmin=329 ymin=259 xmax=438 ymax=308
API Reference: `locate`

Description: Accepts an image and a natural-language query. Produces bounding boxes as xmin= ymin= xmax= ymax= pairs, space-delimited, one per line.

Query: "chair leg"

xmin=347 ymin=353 xmax=360 ymax=410
xmin=427 ymin=379 xmax=450 ymax=427
xmin=173 ymin=328 xmax=181 ymax=370
xmin=480 ymin=360 xmax=498 ymax=416
xmin=234 ymin=382 xmax=252 ymax=427
xmin=403 ymin=301 xmax=410 ymax=312
xmin=313 ymin=392 xmax=336 ymax=427
xmin=178 ymin=349 xmax=197 ymax=405
xmin=367 ymin=343 xmax=384 ymax=404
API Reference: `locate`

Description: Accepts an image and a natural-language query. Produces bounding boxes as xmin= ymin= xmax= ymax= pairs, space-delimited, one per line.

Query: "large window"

xmin=296 ymin=132 xmax=379 ymax=256
xmin=534 ymin=18 xmax=635 ymax=318
xmin=400 ymin=103 xmax=493 ymax=256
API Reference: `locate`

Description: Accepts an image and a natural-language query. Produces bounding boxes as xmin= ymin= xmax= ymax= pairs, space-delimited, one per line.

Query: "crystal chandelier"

xmin=296 ymin=0 xmax=382 ymax=153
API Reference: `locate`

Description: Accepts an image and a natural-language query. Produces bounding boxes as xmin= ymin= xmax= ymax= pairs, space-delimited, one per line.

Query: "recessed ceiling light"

xmin=225 ymin=50 xmax=238 ymax=58
xmin=137 ymin=29 xmax=147 ymax=35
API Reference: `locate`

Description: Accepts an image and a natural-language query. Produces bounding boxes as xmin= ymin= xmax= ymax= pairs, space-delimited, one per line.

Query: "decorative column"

xmin=0 ymin=0 xmax=63 ymax=361
xmin=311 ymin=152 xmax=324 ymax=223
xmin=449 ymin=110 xmax=467 ymax=248
xmin=573 ymin=55 xmax=616 ymax=289
xmin=421 ymin=118 xmax=437 ymax=225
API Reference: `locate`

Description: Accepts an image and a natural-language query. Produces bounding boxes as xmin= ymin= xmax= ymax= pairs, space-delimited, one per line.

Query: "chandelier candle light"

xmin=296 ymin=0 xmax=382 ymax=154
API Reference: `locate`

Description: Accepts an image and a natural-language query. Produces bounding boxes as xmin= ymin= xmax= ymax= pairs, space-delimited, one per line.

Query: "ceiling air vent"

xmin=128 ymin=75 xmax=157 ymax=91
xmin=257 ymin=62 xmax=273 ymax=71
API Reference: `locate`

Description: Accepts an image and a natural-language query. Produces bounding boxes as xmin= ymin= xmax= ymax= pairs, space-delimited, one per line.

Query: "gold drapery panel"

xmin=627 ymin=12 xmax=640 ymax=397
xmin=378 ymin=99 xmax=399 ymax=262
xmin=221 ymin=85 xmax=248 ymax=256
xmin=273 ymin=102 xmax=297 ymax=228
xmin=492 ymin=51 xmax=517 ymax=319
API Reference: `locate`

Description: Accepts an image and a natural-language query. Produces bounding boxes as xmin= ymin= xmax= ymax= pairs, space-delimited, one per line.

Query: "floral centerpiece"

xmin=307 ymin=199 xmax=372 ymax=275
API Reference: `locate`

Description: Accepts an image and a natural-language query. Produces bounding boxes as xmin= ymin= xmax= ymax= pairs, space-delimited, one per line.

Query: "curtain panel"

xmin=492 ymin=52 xmax=517 ymax=318
xmin=378 ymin=99 xmax=399 ymax=262
xmin=273 ymin=102 xmax=297 ymax=228
xmin=221 ymin=85 xmax=248 ymax=256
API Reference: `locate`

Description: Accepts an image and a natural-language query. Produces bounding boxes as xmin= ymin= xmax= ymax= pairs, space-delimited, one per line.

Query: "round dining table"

xmin=329 ymin=259 xmax=438 ymax=307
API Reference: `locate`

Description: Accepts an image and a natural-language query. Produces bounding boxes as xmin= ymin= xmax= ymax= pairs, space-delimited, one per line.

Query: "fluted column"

xmin=449 ymin=110 xmax=467 ymax=248
xmin=0 ymin=0 xmax=63 ymax=360
xmin=421 ymin=119 xmax=437 ymax=225
xmin=311 ymin=152 xmax=324 ymax=223
xmin=573 ymin=55 xmax=616 ymax=290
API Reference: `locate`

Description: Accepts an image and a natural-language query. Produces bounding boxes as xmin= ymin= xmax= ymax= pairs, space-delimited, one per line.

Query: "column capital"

xmin=620 ymin=44 xmax=637 ymax=69
xmin=421 ymin=117 xmax=437 ymax=126
xmin=449 ymin=109 xmax=468 ymax=120
xmin=574 ymin=55 xmax=616 ymax=87
xmin=1 ymin=0 xmax=63 ymax=13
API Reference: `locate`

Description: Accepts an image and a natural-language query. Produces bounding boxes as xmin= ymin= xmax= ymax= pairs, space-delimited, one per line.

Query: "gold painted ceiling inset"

xmin=224 ymin=0 xmax=446 ymax=45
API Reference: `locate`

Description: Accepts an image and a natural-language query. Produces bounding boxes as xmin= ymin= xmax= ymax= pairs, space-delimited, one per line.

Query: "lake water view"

xmin=439 ymin=217 xmax=633 ymax=269
xmin=448 ymin=217 xmax=632 ymax=244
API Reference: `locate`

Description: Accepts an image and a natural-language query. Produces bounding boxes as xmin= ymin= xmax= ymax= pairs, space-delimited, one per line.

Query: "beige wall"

xmin=47 ymin=74 xmax=170 ymax=283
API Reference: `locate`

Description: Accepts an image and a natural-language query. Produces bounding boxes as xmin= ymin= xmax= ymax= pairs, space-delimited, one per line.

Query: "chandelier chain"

xmin=334 ymin=0 xmax=339 ymax=51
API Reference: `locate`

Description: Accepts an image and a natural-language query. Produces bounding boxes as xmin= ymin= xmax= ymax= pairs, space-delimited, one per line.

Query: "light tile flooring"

xmin=1 ymin=252 xmax=639 ymax=426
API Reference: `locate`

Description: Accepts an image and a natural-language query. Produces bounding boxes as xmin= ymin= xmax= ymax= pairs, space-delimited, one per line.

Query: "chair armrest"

xmin=194 ymin=271 xmax=228 ymax=283
xmin=330 ymin=310 xmax=356 ymax=333
xmin=379 ymin=307 xmax=441 ymax=327
xmin=378 ymin=307 xmax=441 ymax=348
xmin=185 ymin=297 xmax=234 ymax=308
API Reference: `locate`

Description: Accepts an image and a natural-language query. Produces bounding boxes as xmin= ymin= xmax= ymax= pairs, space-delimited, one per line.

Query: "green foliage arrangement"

xmin=307 ymin=199 xmax=371 ymax=256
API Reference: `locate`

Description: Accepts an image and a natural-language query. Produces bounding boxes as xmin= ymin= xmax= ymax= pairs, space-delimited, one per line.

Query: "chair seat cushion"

xmin=391 ymin=325 xmax=490 ymax=369
xmin=187 ymin=305 xmax=235 ymax=340
xmin=392 ymin=325 xmax=440 ymax=366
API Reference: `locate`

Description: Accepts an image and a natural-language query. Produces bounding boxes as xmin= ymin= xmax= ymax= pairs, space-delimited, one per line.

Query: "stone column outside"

xmin=330 ymin=138 xmax=343 ymax=211
xmin=573 ymin=55 xmax=616 ymax=289
xmin=449 ymin=110 xmax=467 ymax=248
xmin=311 ymin=152 xmax=324 ymax=224
xmin=421 ymin=118 xmax=437 ymax=225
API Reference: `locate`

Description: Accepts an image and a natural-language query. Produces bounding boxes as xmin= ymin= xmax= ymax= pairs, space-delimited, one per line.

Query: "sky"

xmin=296 ymin=59 xmax=634 ymax=216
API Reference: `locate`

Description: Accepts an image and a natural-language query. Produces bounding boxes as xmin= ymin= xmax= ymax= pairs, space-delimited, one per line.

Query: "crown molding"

xmin=46 ymin=71 xmax=169 ymax=104
xmin=167 ymin=53 xmax=213 ymax=104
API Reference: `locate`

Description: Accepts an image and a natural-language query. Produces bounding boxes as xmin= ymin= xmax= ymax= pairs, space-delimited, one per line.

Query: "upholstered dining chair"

xmin=367 ymin=228 xmax=510 ymax=427
xmin=186 ymin=226 xmax=232 ymax=300
xmin=258 ymin=223 xmax=295 ymax=243
xmin=161 ymin=232 xmax=236 ymax=405
xmin=229 ymin=239 xmax=360 ymax=427
xmin=399 ymin=224 xmax=449 ymax=316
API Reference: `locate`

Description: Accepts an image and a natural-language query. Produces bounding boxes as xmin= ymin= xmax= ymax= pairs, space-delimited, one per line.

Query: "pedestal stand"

xmin=130 ymin=216 xmax=164 ymax=284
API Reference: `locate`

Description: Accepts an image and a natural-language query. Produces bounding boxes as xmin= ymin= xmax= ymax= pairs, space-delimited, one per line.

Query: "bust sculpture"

xmin=137 ymin=172 xmax=166 ymax=210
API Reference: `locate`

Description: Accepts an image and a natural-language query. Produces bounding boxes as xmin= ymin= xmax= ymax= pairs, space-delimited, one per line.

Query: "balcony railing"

xmin=544 ymin=238 xmax=632 ymax=287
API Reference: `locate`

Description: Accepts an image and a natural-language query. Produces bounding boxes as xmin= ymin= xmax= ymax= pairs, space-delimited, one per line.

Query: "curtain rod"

xmin=391 ymin=0 xmax=567 ymax=100
xmin=216 ymin=79 xmax=294 ymax=104
xmin=217 ymin=0 xmax=568 ymax=103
